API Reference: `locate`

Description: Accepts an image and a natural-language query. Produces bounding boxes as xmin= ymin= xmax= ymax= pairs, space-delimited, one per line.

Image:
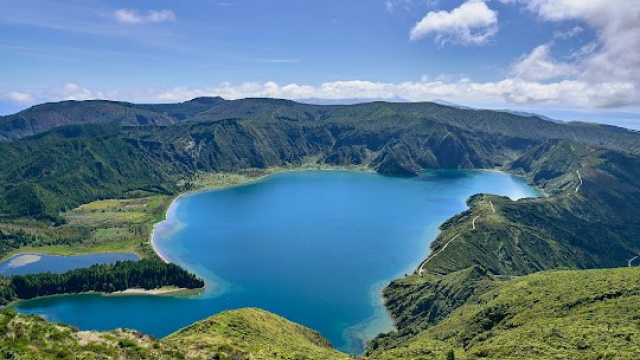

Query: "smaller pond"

xmin=0 ymin=253 xmax=140 ymax=276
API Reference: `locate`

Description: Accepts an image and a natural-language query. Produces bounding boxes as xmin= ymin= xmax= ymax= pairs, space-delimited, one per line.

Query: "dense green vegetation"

xmin=369 ymin=267 xmax=640 ymax=360
xmin=0 ymin=260 xmax=204 ymax=305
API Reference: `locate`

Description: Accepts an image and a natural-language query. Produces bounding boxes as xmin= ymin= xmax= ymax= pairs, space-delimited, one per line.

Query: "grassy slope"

xmin=369 ymin=267 xmax=640 ymax=360
xmin=165 ymin=308 xmax=353 ymax=360
xmin=369 ymin=140 xmax=640 ymax=356
xmin=0 ymin=308 xmax=351 ymax=360
xmin=0 ymin=309 xmax=188 ymax=360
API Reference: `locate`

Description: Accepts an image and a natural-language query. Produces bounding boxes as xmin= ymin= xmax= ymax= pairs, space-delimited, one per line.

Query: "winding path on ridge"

xmin=576 ymin=169 xmax=583 ymax=193
xmin=417 ymin=200 xmax=495 ymax=276
xmin=472 ymin=216 xmax=480 ymax=230
xmin=418 ymin=172 xmax=585 ymax=276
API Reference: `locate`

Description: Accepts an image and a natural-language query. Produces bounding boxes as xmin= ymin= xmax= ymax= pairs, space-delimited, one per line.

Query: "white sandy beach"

xmin=6 ymin=254 xmax=42 ymax=268
xmin=109 ymin=287 xmax=199 ymax=296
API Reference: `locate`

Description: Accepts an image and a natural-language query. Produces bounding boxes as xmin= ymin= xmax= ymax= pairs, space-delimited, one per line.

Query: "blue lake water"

xmin=13 ymin=170 xmax=540 ymax=353
xmin=0 ymin=253 xmax=139 ymax=276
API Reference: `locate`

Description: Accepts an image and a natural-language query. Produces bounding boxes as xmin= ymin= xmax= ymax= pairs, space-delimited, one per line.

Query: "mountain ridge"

xmin=1 ymin=98 xmax=638 ymax=155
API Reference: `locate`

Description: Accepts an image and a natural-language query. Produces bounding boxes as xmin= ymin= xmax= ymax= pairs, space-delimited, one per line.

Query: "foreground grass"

xmin=0 ymin=309 xmax=188 ymax=360
xmin=370 ymin=266 xmax=640 ymax=360
xmin=165 ymin=308 xmax=354 ymax=360
xmin=0 ymin=308 xmax=351 ymax=360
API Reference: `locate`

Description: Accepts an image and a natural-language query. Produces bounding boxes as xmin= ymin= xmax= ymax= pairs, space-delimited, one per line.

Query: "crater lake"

xmin=14 ymin=170 xmax=541 ymax=353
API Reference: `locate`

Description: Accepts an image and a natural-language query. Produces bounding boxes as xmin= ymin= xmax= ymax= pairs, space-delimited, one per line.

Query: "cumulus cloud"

xmin=4 ymin=74 xmax=637 ymax=112
xmin=2 ymin=83 xmax=111 ymax=107
xmin=136 ymin=77 xmax=635 ymax=109
xmin=113 ymin=9 xmax=176 ymax=25
xmin=510 ymin=0 xmax=640 ymax=107
xmin=1 ymin=91 xmax=35 ymax=105
xmin=410 ymin=0 xmax=498 ymax=45
xmin=512 ymin=44 xmax=576 ymax=81
xmin=46 ymin=83 xmax=117 ymax=102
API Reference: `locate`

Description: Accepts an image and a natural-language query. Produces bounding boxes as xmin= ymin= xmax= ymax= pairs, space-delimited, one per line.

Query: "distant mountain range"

xmin=1 ymin=97 xmax=637 ymax=153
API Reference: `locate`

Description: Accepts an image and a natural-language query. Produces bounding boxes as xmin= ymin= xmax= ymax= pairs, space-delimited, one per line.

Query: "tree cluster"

xmin=0 ymin=260 xmax=204 ymax=304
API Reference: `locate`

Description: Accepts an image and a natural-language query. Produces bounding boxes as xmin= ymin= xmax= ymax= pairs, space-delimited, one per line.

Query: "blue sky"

xmin=1 ymin=0 xmax=639 ymax=129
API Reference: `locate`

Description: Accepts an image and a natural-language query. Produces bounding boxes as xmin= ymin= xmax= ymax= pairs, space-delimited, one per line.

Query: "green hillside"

xmin=369 ymin=267 xmax=640 ymax=360
xmin=0 ymin=307 xmax=350 ymax=360
xmin=164 ymin=308 xmax=353 ymax=360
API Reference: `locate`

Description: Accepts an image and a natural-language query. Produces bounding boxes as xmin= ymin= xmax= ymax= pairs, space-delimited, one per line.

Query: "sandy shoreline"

xmin=150 ymin=222 xmax=173 ymax=264
xmin=109 ymin=287 xmax=203 ymax=296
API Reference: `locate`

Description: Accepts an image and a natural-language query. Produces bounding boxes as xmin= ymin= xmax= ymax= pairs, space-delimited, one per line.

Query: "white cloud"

xmin=410 ymin=0 xmax=498 ymax=45
xmin=1 ymin=91 xmax=35 ymax=105
xmin=518 ymin=0 xmax=640 ymax=107
xmin=52 ymin=83 xmax=94 ymax=101
xmin=569 ymin=42 xmax=598 ymax=59
xmin=4 ymin=74 xmax=637 ymax=113
xmin=137 ymin=77 xmax=637 ymax=109
xmin=47 ymin=83 xmax=116 ymax=102
xmin=512 ymin=44 xmax=576 ymax=81
xmin=113 ymin=9 xmax=176 ymax=25
xmin=553 ymin=25 xmax=583 ymax=39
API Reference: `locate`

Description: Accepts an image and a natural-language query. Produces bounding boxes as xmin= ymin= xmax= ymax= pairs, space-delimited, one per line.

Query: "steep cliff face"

xmin=0 ymin=118 xmax=537 ymax=220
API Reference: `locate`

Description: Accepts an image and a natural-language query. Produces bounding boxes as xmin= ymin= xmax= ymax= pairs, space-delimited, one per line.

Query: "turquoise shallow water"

xmin=14 ymin=170 xmax=540 ymax=353
xmin=0 ymin=253 xmax=139 ymax=276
